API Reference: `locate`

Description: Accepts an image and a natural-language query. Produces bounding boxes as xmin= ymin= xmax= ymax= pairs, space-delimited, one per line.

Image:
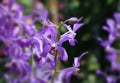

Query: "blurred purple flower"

xmin=103 ymin=12 xmax=120 ymax=38
xmin=58 ymin=67 xmax=79 ymax=83
xmin=96 ymin=70 xmax=117 ymax=83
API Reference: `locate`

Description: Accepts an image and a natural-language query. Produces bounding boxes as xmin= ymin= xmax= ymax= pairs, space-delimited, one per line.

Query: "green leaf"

xmin=60 ymin=25 xmax=67 ymax=33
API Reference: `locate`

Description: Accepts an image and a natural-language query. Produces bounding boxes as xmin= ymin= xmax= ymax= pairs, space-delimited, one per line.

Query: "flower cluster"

xmin=0 ymin=0 xmax=86 ymax=83
xmin=98 ymin=12 xmax=120 ymax=83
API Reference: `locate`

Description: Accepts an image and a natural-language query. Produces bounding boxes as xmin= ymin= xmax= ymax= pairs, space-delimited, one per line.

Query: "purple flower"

xmin=41 ymin=34 xmax=68 ymax=61
xmin=103 ymin=12 xmax=120 ymax=38
xmin=96 ymin=70 xmax=117 ymax=83
xmin=61 ymin=23 xmax=83 ymax=46
xmin=110 ymin=62 xmax=120 ymax=72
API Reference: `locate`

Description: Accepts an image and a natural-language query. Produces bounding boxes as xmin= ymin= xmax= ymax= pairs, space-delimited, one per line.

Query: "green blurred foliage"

xmin=17 ymin=0 xmax=33 ymax=15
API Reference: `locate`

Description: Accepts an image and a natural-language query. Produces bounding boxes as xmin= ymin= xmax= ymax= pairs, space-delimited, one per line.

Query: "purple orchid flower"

xmin=61 ymin=23 xmax=83 ymax=46
xmin=41 ymin=34 xmax=68 ymax=61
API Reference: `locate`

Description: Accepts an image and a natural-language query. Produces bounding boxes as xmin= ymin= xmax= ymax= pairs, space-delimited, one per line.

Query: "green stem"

xmin=57 ymin=20 xmax=68 ymax=41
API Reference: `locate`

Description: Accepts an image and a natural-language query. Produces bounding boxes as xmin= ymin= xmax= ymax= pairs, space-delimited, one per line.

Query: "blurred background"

xmin=0 ymin=0 xmax=120 ymax=83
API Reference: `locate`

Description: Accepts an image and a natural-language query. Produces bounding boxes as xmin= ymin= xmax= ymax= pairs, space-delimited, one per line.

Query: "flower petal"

xmin=106 ymin=19 xmax=115 ymax=32
xmin=114 ymin=12 xmax=120 ymax=24
xmin=41 ymin=45 xmax=51 ymax=57
xmin=73 ymin=52 xmax=88 ymax=67
xmin=69 ymin=38 xmax=75 ymax=46
xmin=8 ymin=0 xmax=16 ymax=9
xmin=59 ymin=67 xmax=78 ymax=83
xmin=102 ymin=26 xmax=109 ymax=32
xmin=59 ymin=34 xmax=71 ymax=45
xmin=73 ymin=23 xmax=83 ymax=32
xmin=64 ymin=24 xmax=72 ymax=32
xmin=56 ymin=46 xmax=68 ymax=61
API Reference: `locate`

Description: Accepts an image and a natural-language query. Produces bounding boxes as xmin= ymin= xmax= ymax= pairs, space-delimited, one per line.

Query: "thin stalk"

xmin=31 ymin=45 xmax=35 ymax=74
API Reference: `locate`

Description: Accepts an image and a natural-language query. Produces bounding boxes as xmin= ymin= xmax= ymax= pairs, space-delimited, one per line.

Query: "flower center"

xmin=69 ymin=31 xmax=76 ymax=37
xmin=50 ymin=44 xmax=56 ymax=55
xmin=43 ymin=22 xmax=49 ymax=29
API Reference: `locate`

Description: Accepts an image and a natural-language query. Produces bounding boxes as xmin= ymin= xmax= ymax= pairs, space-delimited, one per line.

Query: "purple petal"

xmin=78 ymin=17 xmax=83 ymax=22
xmin=8 ymin=0 xmax=16 ymax=9
xmin=106 ymin=76 xmax=117 ymax=83
xmin=78 ymin=52 xmax=88 ymax=60
xmin=41 ymin=45 xmax=51 ymax=57
xmin=56 ymin=46 xmax=68 ymax=61
xmin=102 ymin=26 xmax=110 ymax=32
xmin=106 ymin=19 xmax=115 ymax=32
xmin=32 ymin=17 xmax=41 ymax=24
xmin=59 ymin=34 xmax=71 ymax=45
xmin=97 ymin=37 xmax=111 ymax=48
xmin=108 ymin=34 xmax=116 ymax=43
xmin=73 ymin=23 xmax=83 ymax=32
xmin=64 ymin=24 xmax=72 ymax=31
xmin=20 ymin=23 xmax=37 ymax=36
xmin=41 ymin=34 xmax=52 ymax=44
xmin=106 ymin=50 xmax=117 ymax=63
xmin=34 ymin=10 xmax=48 ymax=21
xmin=12 ymin=27 xmax=19 ymax=37
xmin=65 ymin=70 xmax=74 ymax=83
xmin=69 ymin=38 xmax=75 ymax=46
xmin=32 ymin=37 xmax=43 ymax=54
xmin=114 ymin=12 xmax=120 ymax=23
xmin=73 ymin=57 xmax=80 ymax=67
xmin=96 ymin=70 xmax=107 ymax=77
xmin=59 ymin=67 xmax=78 ymax=83
xmin=0 ymin=16 xmax=6 ymax=26
xmin=73 ymin=52 xmax=88 ymax=67
xmin=40 ymin=10 xmax=48 ymax=20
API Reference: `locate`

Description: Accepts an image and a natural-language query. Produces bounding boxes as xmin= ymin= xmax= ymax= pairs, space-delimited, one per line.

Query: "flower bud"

xmin=68 ymin=17 xmax=79 ymax=24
